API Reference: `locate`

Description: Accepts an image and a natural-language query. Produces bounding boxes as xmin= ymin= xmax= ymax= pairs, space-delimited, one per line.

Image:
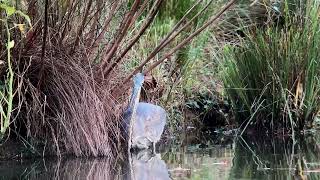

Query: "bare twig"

xmin=59 ymin=0 xmax=78 ymax=45
xmin=143 ymin=0 xmax=237 ymax=74
xmin=129 ymin=0 xmax=150 ymax=28
xmin=87 ymin=0 xmax=103 ymax=44
xmin=88 ymin=1 xmax=120 ymax=57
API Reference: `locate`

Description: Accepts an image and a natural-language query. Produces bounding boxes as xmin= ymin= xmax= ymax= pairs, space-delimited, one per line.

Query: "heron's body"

xmin=124 ymin=73 xmax=166 ymax=151
xmin=131 ymin=102 xmax=166 ymax=149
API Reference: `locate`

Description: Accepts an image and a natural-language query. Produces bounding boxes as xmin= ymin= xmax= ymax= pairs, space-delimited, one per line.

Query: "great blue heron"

xmin=123 ymin=73 xmax=166 ymax=152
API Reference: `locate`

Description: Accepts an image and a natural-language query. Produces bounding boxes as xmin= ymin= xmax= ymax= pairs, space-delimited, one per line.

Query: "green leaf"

xmin=0 ymin=3 xmax=16 ymax=16
xmin=6 ymin=6 xmax=15 ymax=16
xmin=7 ymin=40 xmax=14 ymax=49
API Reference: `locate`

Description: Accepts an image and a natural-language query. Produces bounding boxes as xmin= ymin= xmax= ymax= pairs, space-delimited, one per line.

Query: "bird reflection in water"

xmin=125 ymin=149 xmax=171 ymax=180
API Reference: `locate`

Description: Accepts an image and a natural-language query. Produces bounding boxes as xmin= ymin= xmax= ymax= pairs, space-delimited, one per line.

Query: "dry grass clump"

xmin=19 ymin=48 xmax=120 ymax=157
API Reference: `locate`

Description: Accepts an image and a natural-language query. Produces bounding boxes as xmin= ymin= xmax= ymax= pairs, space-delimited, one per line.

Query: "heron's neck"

xmin=128 ymin=84 xmax=142 ymax=111
xmin=127 ymin=84 xmax=142 ymax=151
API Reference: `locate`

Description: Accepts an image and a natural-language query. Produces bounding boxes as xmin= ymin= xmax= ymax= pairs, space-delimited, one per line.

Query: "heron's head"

xmin=133 ymin=73 xmax=145 ymax=88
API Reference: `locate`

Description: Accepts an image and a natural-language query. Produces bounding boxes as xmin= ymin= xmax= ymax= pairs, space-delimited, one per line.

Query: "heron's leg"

xmin=153 ymin=142 xmax=156 ymax=154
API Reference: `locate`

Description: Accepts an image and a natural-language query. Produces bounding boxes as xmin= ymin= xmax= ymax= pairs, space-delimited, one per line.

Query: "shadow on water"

xmin=2 ymin=132 xmax=320 ymax=179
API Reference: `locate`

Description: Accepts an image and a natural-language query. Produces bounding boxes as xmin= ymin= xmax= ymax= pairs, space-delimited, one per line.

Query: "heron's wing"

xmin=135 ymin=103 xmax=166 ymax=142
xmin=143 ymin=107 xmax=166 ymax=142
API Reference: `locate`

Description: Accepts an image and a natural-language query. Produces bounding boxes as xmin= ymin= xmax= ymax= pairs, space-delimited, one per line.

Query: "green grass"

xmin=220 ymin=0 xmax=320 ymax=131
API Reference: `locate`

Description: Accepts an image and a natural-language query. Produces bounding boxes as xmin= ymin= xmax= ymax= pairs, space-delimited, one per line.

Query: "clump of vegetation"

xmin=0 ymin=0 xmax=236 ymax=157
xmin=220 ymin=0 xmax=320 ymax=132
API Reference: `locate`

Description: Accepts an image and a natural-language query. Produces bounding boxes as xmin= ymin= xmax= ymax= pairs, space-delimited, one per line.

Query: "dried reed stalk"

xmin=103 ymin=0 xmax=164 ymax=76
xmin=121 ymin=0 xmax=212 ymax=85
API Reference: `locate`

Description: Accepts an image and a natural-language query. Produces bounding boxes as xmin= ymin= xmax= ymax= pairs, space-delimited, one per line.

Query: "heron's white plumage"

xmin=131 ymin=102 xmax=166 ymax=149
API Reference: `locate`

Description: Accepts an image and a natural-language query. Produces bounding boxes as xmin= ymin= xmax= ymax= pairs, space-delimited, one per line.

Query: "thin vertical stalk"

xmin=1 ymin=19 xmax=14 ymax=136
xmin=37 ymin=0 xmax=49 ymax=89
xmin=73 ymin=0 xmax=93 ymax=50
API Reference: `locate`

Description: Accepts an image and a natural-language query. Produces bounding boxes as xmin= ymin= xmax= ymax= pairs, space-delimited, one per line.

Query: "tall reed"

xmin=221 ymin=0 xmax=320 ymax=131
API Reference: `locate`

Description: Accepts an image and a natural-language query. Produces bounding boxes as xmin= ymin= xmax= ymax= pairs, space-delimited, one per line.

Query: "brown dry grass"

xmin=16 ymin=46 xmax=121 ymax=157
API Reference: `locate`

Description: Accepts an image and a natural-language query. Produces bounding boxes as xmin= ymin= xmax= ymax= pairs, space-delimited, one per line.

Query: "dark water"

xmin=1 ymin=132 xmax=320 ymax=180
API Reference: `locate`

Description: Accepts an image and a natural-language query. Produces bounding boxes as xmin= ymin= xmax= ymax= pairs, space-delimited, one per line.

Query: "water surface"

xmin=1 ymin=132 xmax=320 ymax=179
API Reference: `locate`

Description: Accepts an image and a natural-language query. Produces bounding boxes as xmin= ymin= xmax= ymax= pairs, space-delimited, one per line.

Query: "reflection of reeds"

xmin=0 ymin=158 xmax=118 ymax=180
xmin=230 ymin=135 xmax=320 ymax=179
xmin=162 ymin=144 xmax=233 ymax=179
xmin=52 ymin=158 xmax=116 ymax=180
